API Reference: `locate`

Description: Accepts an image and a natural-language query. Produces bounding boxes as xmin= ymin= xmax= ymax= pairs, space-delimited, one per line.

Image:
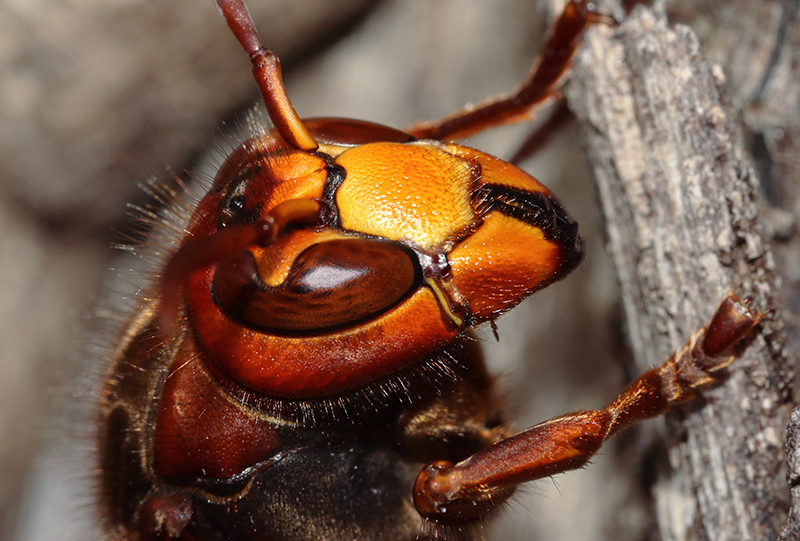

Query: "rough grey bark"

xmin=655 ymin=0 xmax=800 ymax=539
xmin=782 ymin=407 xmax=800 ymax=540
xmin=671 ymin=3 xmax=800 ymax=535
xmin=563 ymin=2 xmax=794 ymax=540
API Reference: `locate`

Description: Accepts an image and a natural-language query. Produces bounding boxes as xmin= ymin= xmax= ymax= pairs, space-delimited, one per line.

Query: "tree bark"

xmin=562 ymin=2 xmax=794 ymax=539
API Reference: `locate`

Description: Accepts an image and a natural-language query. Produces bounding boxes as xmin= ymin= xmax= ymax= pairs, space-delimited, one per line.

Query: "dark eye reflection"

xmin=221 ymin=194 xmax=263 ymax=226
xmin=227 ymin=194 xmax=246 ymax=214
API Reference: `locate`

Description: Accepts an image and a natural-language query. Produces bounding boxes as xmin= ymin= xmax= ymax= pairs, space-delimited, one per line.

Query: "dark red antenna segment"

xmin=215 ymin=0 xmax=318 ymax=151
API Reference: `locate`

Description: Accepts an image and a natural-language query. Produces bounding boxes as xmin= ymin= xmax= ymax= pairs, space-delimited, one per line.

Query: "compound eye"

xmin=213 ymin=238 xmax=422 ymax=335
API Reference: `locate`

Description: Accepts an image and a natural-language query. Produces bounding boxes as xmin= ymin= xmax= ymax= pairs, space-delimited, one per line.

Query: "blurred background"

xmin=2 ymin=0 xmax=796 ymax=539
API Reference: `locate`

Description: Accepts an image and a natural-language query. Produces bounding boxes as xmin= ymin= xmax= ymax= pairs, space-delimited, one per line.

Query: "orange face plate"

xmin=178 ymin=129 xmax=582 ymax=401
xmin=335 ymin=142 xmax=477 ymax=250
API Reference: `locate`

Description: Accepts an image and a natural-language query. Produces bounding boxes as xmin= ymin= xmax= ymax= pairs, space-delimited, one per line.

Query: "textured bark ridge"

xmin=563 ymin=3 xmax=795 ymax=539
xmin=782 ymin=406 xmax=800 ymax=540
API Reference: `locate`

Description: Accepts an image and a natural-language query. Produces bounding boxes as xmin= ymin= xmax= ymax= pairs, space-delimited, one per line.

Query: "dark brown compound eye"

xmin=212 ymin=238 xmax=423 ymax=335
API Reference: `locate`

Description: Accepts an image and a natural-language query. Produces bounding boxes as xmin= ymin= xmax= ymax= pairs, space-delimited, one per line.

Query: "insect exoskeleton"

xmin=177 ymin=120 xmax=584 ymax=401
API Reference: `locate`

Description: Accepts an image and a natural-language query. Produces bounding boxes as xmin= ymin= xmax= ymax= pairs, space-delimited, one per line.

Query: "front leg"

xmin=407 ymin=1 xmax=613 ymax=141
xmin=414 ymin=294 xmax=763 ymax=524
